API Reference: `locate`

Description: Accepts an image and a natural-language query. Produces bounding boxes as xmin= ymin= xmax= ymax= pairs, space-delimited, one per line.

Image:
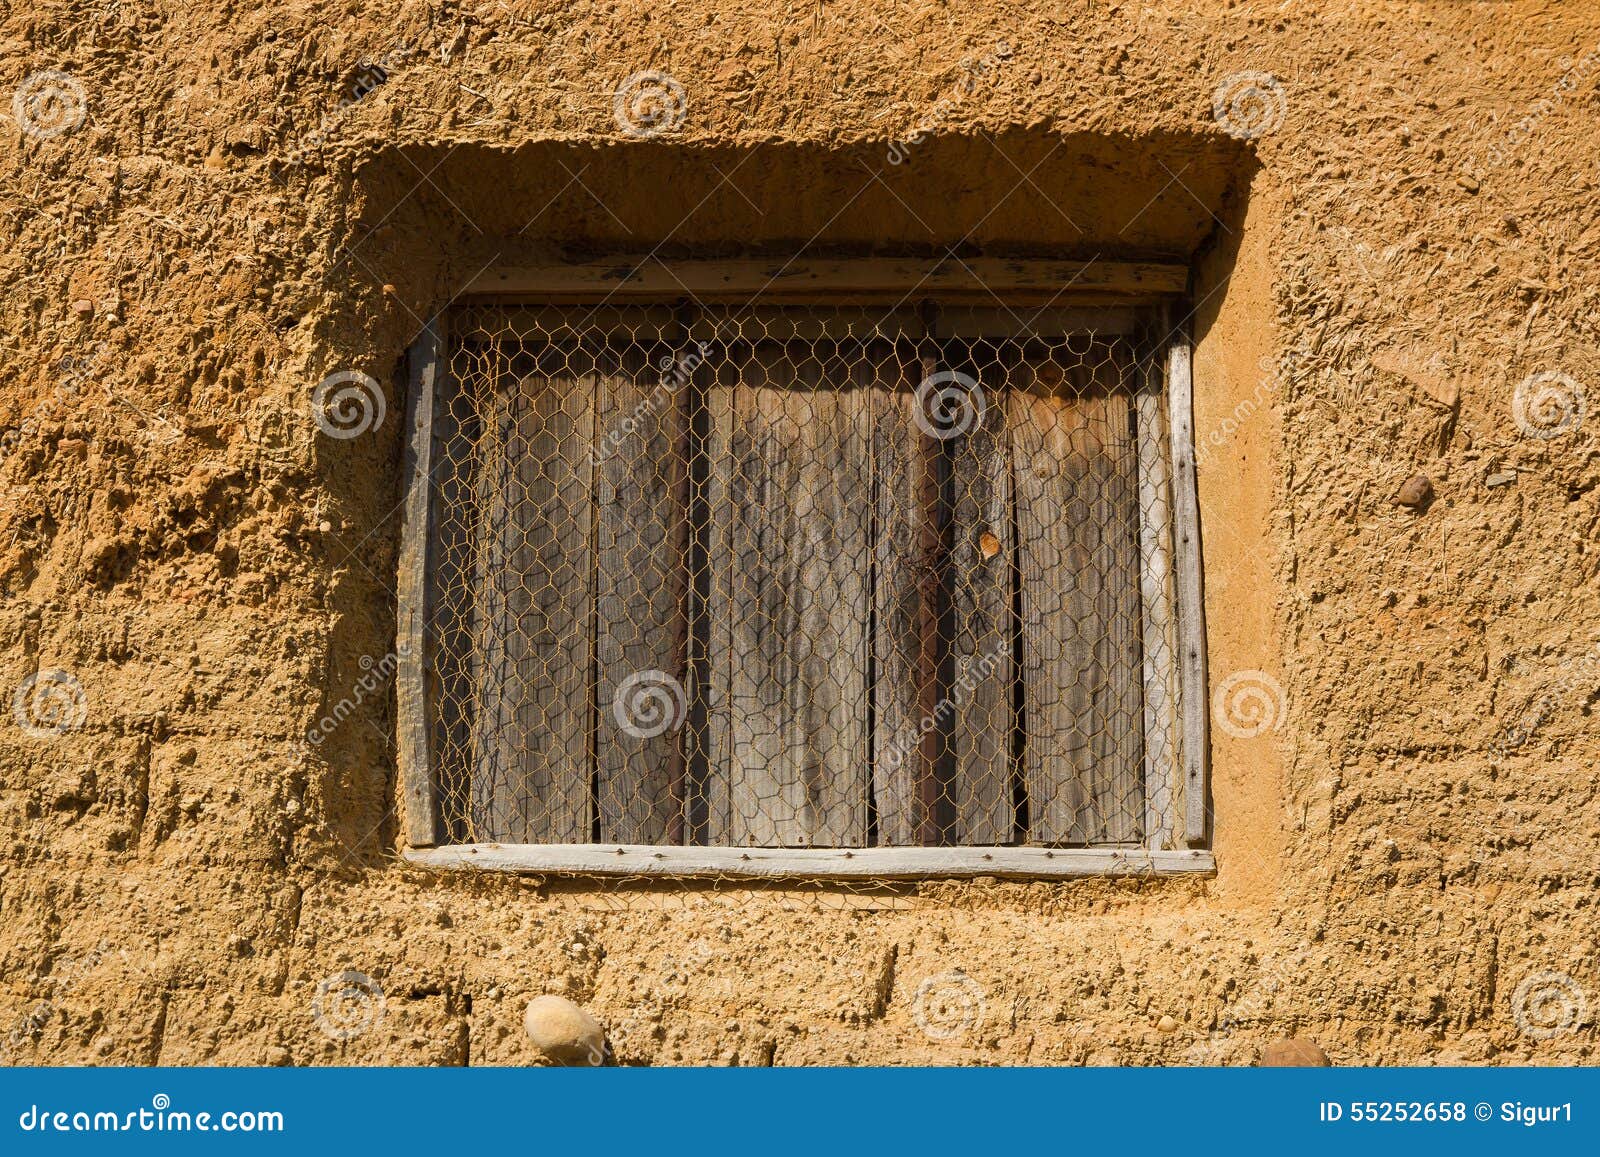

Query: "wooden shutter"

xmin=402 ymin=283 xmax=1199 ymax=865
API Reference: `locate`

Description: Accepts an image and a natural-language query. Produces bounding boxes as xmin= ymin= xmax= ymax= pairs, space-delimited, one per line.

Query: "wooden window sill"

xmin=403 ymin=843 xmax=1215 ymax=880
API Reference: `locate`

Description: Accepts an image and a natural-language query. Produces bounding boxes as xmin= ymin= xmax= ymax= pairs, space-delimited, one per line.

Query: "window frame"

xmin=396 ymin=258 xmax=1212 ymax=879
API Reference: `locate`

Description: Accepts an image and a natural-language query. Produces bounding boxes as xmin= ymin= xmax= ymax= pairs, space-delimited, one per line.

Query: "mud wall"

xmin=1 ymin=0 xmax=1596 ymax=1065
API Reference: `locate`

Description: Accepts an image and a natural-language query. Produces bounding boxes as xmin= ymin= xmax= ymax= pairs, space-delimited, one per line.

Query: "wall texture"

xmin=1 ymin=0 xmax=1597 ymax=1066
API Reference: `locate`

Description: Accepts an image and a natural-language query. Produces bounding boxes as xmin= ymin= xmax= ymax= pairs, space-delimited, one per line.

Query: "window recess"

xmin=397 ymin=259 xmax=1212 ymax=878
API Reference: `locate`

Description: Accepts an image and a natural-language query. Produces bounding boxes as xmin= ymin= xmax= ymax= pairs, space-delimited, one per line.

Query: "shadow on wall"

xmin=301 ymin=129 xmax=1259 ymax=865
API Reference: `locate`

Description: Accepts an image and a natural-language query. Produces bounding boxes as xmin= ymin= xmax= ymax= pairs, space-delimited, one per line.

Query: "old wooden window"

xmin=399 ymin=260 xmax=1212 ymax=878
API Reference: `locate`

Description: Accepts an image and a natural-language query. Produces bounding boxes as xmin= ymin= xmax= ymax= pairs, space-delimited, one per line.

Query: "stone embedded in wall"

xmin=524 ymin=995 xmax=605 ymax=1066
xmin=1396 ymin=474 xmax=1434 ymax=509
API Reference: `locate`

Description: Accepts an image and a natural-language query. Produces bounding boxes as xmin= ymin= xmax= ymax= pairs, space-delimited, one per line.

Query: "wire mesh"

xmin=422 ymin=300 xmax=1181 ymax=851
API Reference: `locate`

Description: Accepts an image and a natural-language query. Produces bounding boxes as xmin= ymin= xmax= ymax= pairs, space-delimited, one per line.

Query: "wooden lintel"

xmin=463 ymin=258 xmax=1188 ymax=304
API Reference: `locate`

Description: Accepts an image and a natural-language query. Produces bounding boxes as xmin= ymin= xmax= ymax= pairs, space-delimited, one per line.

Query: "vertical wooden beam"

xmin=1085 ymin=372 xmax=1144 ymax=844
xmin=914 ymin=351 xmax=949 ymax=846
xmin=1008 ymin=366 xmax=1094 ymax=843
xmin=593 ymin=342 xmax=692 ymax=844
xmin=944 ymin=345 xmax=1014 ymax=845
xmin=868 ymin=341 xmax=922 ymax=845
xmin=1135 ymin=356 xmax=1180 ymax=850
xmin=704 ymin=340 xmax=873 ymax=846
xmin=469 ymin=347 xmax=596 ymax=843
xmin=1009 ymin=347 xmax=1143 ymax=844
xmin=398 ymin=321 xmax=442 ymax=847
xmin=1165 ymin=321 xmax=1210 ymax=847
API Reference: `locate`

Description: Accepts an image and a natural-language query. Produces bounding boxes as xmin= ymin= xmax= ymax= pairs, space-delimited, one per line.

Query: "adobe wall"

xmin=1 ymin=0 xmax=1596 ymax=1065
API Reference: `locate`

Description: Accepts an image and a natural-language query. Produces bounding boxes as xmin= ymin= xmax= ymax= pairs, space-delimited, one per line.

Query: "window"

xmin=398 ymin=260 xmax=1211 ymax=877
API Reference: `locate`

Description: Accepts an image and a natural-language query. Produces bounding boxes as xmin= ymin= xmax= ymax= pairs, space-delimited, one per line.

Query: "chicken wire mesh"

xmin=416 ymin=300 xmax=1183 ymax=852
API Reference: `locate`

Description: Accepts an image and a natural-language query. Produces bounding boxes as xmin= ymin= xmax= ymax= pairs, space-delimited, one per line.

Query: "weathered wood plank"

xmin=462 ymin=305 xmax=1143 ymax=345
xmin=866 ymin=341 xmax=925 ymax=845
xmin=406 ymin=843 xmax=1216 ymax=879
xmin=1010 ymin=359 xmax=1093 ymax=843
xmin=1165 ymin=329 xmax=1210 ymax=846
xmin=1084 ymin=358 xmax=1144 ymax=844
xmin=705 ymin=341 xmax=872 ymax=846
xmin=1136 ymin=363 xmax=1180 ymax=850
xmin=1009 ymin=346 xmax=1143 ymax=843
xmin=398 ymin=321 xmax=441 ymax=847
xmin=911 ymin=352 xmax=949 ymax=845
xmin=428 ymin=338 xmax=483 ymax=844
xmin=944 ymin=348 xmax=1015 ymax=844
xmin=466 ymin=259 xmax=1189 ymax=304
xmin=593 ymin=342 xmax=690 ymax=844
xmin=469 ymin=346 xmax=595 ymax=843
